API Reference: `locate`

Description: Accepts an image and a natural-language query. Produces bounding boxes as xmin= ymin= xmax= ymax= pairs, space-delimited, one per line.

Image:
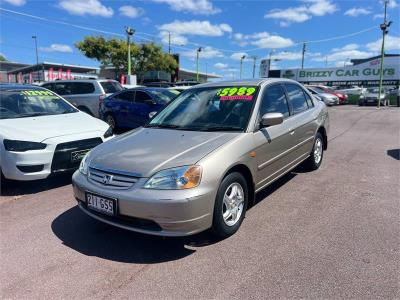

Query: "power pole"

xmin=377 ymin=0 xmax=392 ymax=108
xmin=240 ymin=55 xmax=246 ymax=79
xmin=125 ymin=26 xmax=135 ymax=76
xmin=301 ymin=42 xmax=306 ymax=69
xmin=250 ymin=56 xmax=257 ymax=78
xmin=32 ymin=36 xmax=39 ymax=81
xmin=196 ymin=47 xmax=202 ymax=82
xmin=168 ymin=31 xmax=171 ymax=54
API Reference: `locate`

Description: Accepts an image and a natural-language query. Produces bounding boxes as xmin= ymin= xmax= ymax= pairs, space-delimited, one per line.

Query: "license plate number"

xmin=86 ymin=193 xmax=115 ymax=216
xmin=71 ymin=149 xmax=90 ymax=162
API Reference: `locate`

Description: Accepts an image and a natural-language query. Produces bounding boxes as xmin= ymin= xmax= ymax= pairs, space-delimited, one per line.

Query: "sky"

xmin=0 ymin=0 xmax=399 ymax=79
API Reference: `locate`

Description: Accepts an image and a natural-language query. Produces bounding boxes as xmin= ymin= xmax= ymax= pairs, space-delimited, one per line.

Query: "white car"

xmin=0 ymin=84 xmax=112 ymax=181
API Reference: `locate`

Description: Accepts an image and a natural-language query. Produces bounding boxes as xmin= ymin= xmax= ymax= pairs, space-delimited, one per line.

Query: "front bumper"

xmin=72 ymin=171 xmax=215 ymax=237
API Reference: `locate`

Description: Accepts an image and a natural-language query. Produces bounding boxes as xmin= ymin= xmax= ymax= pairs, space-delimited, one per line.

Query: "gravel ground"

xmin=1 ymin=106 xmax=399 ymax=300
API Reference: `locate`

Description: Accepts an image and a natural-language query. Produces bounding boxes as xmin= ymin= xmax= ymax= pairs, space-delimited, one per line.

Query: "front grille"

xmin=51 ymin=138 xmax=102 ymax=173
xmin=88 ymin=166 xmax=138 ymax=189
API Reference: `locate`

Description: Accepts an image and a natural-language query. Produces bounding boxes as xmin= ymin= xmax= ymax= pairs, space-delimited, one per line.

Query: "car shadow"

xmin=51 ymin=169 xmax=300 ymax=264
xmin=51 ymin=206 xmax=222 ymax=264
xmin=0 ymin=174 xmax=73 ymax=197
xmin=387 ymin=149 xmax=400 ymax=160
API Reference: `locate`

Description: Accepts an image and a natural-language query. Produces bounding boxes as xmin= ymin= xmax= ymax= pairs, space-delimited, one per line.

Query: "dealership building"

xmin=262 ymin=54 xmax=400 ymax=87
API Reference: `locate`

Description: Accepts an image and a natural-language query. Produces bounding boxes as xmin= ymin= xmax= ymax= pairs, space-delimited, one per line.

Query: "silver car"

xmin=41 ymin=79 xmax=123 ymax=117
xmin=306 ymin=86 xmax=339 ymax=106
xmin=72 ymin=78 xmax=329 ymax=237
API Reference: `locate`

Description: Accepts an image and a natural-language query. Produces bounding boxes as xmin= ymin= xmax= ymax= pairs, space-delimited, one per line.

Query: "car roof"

xmin=42 ymin=79 xmax=118 ymax=83
xmin=127 ymin=87 xmax=174 ymax=92
xmin=0 ymin=84 xmax=45 ymax=91
xmin=193 ymin=78 xmax=299 ymax=88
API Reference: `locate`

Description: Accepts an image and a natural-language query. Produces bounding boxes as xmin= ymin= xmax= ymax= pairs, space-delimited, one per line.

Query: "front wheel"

xmin=304 ymin=132 xmax=324 ymax=171
xmin=212 ymin=172 xmax=248 ymax=238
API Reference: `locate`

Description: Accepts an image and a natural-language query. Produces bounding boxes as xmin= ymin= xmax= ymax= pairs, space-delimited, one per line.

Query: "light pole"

xmin=240 ymin=55 xmax=246 ymax=79
xmin=250 ymin=56 xmax=257 ymax=78
xmin=196 ymin=47 xmax=202 ymax=82
xmin=125 ymin=26 xmax=135 ymax=76
xmin=377 ymin=0 xmax=392 ymax=108
xmin=32 ymin=36 xmax=39 ymax=81
xmin=301 ymin=42 xmax=306 ymax=69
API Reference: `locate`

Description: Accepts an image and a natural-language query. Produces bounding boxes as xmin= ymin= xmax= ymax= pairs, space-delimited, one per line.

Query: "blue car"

xmin=99 ymin=87 xmax=178 ymax=130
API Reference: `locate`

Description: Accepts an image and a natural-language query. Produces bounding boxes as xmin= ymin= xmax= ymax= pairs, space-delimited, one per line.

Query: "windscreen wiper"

xmin=145 ymin=123 xmax=182 ymax=129
xmin=200 ymin=126 xmax=243 ymax=132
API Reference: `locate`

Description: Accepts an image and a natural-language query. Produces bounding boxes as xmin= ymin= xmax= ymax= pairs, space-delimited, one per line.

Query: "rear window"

xmin=100 ymin=81 xmax=123 ymax=94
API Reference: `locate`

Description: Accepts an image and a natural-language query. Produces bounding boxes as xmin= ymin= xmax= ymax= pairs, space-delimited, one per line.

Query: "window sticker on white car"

xmin=21 ymin=90 xmax=55 ymax=97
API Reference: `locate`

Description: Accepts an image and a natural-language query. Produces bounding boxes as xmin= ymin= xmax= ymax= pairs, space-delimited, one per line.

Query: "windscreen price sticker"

xmin=216 ymin=87 xmax=256 ymax=101
xmin=21 ymin=90 xmax=56 ymax=97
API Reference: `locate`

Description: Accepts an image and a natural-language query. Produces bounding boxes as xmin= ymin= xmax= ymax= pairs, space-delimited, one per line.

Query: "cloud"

xmin=159 ymin=20 xmax=232 ymax=36
xmin=181 ymin=46 xmax=224 ymax=59
xmin=158 ymin=20 xmax=232 ymax=47
xmin=332 ymin=43 xmax=359 ymax=52
xmin=149 ymin=0 xmax=220 ymax=15
xmin=265 ymin=0 xmax=337 ymax=27
xmin=214 ymin=62 xmax=228 ymax=69
xmin=159 ymin=31 xmax=188 ymax=46
xmin=380 ymin=0 xmax=398 ymax=8
xmin=59 ymin=0 xmax=113 ymax=17
xmin=312 ymin=49 xmax=373 ymax=63
xmin=233 ymin=31 xmax=294 ymax=49
xmin=344 ymin=7 xmax=371 ymax=17
xmin=39 ymin=44 xmax=73 ymax=53
xmin=230 ymin=52 xmax=248 ymax=60
xmin=366 ymin=35 xmax=400 ymax=51
xmin=119 ymin=6 xmax=144 ymax=18
xmin=373 ymin=13 xmax=385 ymax=20
xmin=2 ymin=0 xmax=25 ymax=6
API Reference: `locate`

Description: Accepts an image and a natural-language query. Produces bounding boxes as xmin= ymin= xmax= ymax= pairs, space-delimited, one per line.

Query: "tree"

xmin=0 ymin=55 xmax=7 ymax=62
xmin=75 ymin=36 xmax=177 ymax=81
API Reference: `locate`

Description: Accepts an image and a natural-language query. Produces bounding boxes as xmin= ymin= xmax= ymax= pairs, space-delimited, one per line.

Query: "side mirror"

xmin=149 ymin=111 xmax=157 ymax=119
xmin=260 ymin=113 xmax=284 ymax=127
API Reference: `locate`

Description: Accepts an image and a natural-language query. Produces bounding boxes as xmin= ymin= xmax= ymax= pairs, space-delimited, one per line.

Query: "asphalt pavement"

xmin=1 ymin=106 xmax=399 ymax=299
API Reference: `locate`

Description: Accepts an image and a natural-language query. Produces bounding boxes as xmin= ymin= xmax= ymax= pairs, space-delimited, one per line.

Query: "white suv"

xmin=41 ymin=79 xmax=123 ymax=117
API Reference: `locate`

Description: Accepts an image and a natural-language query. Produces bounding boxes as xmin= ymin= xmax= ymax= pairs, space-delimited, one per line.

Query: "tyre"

xmin=105 ymin=114 xmax=117 ymax=130
xmin=304 ymin=132 xmax=324 ymax=171
xmin=212 ymin=172 xmax=248 ymax=238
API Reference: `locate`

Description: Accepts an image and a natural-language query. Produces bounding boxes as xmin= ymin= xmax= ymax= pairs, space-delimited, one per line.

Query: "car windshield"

xmin=100 ymin=81 xmax=123 ymax=94
xmin=367 ymin=88 xmax=379 ymax=93
xmin=311 ymin=86 xmax=326 ymax=92
xmin=148 ymin=89 xmax=178 ymax=104
xmin=0 ymin=89 xmax=78 ymax=120
xmin=146 ymin=86 xmax=259 ymax=132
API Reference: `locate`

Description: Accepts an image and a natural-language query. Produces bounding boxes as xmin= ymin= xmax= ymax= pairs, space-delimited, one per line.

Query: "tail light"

xmin=99 ymin=94 xmax=106 ymax=106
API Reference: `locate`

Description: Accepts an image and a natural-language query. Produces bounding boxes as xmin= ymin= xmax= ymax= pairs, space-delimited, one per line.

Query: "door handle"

xmin=290 ymin=130 xmax=295 ymax=135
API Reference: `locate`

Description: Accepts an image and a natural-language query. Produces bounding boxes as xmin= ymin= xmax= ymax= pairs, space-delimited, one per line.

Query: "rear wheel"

xmin=212 ymin=172 xmax=248 ymax=238
xmin=304 ymin=132 xmax=324 ymax=171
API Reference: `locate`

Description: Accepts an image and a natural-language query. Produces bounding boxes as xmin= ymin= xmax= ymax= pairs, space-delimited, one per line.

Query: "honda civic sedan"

xmin=0 ymin=84 xmax=112 ymax=181
xmin=72 ymin=78 xmax=329 ymax=237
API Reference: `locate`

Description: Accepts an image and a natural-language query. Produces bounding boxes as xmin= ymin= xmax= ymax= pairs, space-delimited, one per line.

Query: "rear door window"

xmin=135 ymin=91 xmax=153 ymax=103
xmin=100 ymin=81 xmax=123 ymax=94
xmin=114 ymin=90 xmax=134 ymax=101
xmin=54 ymin=82 xmax=73 ymax=95
xmin=70 ymin=82 xmax=95 ymax=94
xmin=285 ymin=84 xmax=309 ymax=115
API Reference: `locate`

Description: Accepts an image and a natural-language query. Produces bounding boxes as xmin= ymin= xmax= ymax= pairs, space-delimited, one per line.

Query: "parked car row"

xmin=1 ymin=78 xmax=329 ymax=239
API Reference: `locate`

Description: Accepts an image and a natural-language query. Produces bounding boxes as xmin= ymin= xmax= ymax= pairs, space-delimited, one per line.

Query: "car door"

xmin=283 ymin=83 xmax=318 ymax=161
xmin=110 ymin=90 xmax=135 ymax=128
xmin=252 ymin=83 xmax=298 ymax=191
xmin=131 ymin=90 xmax=156 ymax=126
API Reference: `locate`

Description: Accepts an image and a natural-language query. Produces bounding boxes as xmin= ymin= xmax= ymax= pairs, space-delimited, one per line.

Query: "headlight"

xmin=79 ymin=151 xmax=90 ymax=175
xmin=3 ymin=139 xmax=46 ymax=152
xmin=144 ymin=165 xmax=202 ymax=190
xmin=360 ymin=95 xmax=365 ymax=99
xmin=103 ymin=126 xmax=113 ymax=138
